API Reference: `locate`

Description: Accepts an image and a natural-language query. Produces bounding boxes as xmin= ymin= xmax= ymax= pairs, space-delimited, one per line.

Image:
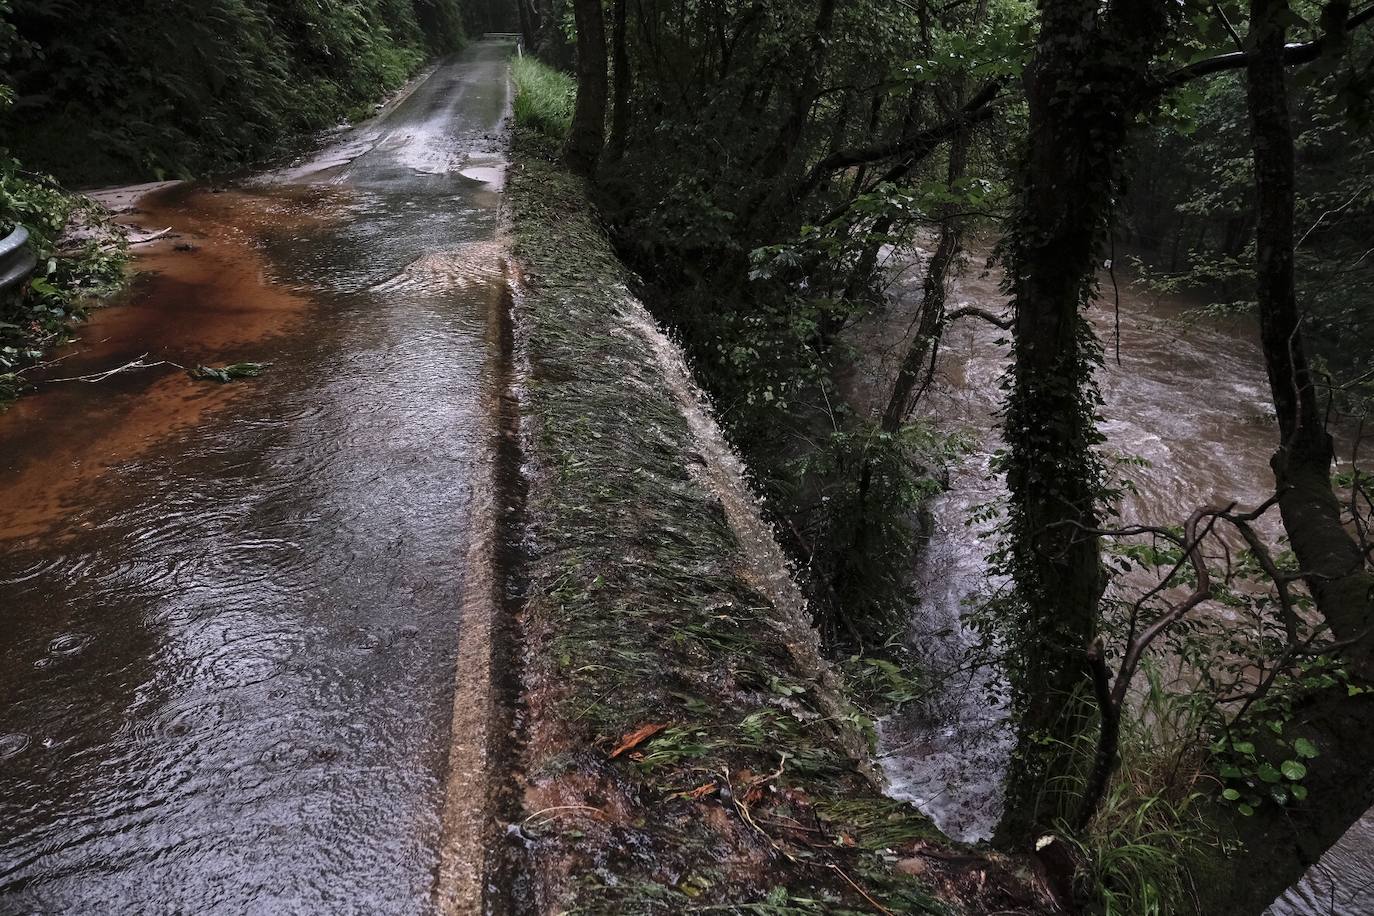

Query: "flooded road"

xmin=866 ymin=252 xmax=1374 ymax=912
xmin=0 ymin=40 xmax=513 ymax=914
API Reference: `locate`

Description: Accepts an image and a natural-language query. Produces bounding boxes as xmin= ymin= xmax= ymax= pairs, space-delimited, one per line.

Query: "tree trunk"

xmin=564 ymin=0 xmax=608 ymax=176
xmin=996 ymin=0 xmax=1174 ymax=843
xmin=604 ymin=0 xmax=631 ymax=163
xmin=739 ymin=0 xmax=841 ymax=229
xmin=1245 ymin=0 xmax=1374 ymax=652
xmin=997 ymin=40 xmax=1108 ymax=841
xmin=516 ymin=0 xmax=537 ymax=53
xmin=880 ymin=219 xmax=959 ymax=433
xmin=1191 ymin=4 xmax=1374 ymax=911
xmin=880 ymin=0 xmax=987 ymax=431
xmin=761 ymin=0 xmax=839 ymax=178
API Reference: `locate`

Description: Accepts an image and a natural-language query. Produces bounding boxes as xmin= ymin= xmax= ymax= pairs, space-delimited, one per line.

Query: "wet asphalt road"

xmin=0 ymin=40 xmax=513 ymax=914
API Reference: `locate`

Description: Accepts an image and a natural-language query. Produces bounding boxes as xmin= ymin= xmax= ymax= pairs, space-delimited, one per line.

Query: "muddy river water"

xmin=0 ymin=41 xmax=513 ymax=913
xmin=869 ymin=254 xmax=1373 ymax=913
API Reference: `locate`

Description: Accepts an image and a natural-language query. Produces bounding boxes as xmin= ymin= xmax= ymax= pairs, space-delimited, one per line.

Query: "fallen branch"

xmin=45 ymin=353 xmax=182 ymax=383
xmin=44 ymin=356 xmax=271 ymax=386
xmin=129 ymin=227 xmax=174 ymax=246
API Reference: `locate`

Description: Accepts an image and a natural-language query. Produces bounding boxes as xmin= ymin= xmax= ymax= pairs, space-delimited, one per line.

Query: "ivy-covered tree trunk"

xmin=564 ymin=0 xmax=608 ymax=176
xmin=997 ymin=5 xmax=1108 ymax=841
xmin=997 ymin=0 xmax=1173 ymax=844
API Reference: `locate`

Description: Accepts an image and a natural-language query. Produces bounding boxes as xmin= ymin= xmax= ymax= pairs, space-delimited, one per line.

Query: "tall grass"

xmin=511 ymin=57 xmax=574 ymax=141
xmin=1064 ymin=663 xmax=1218 ymax=916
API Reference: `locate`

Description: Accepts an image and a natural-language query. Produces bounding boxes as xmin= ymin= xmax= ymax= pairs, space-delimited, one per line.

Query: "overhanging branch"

xmin=793 ymin=77 xmax=1007 ymax=205
xmin=1157 ymin=2 xmax=1374 ymax=91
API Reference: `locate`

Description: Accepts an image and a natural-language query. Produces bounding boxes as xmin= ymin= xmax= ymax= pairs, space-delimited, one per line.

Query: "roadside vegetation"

xmin=0 ymin=90 xmax=125 ymax=404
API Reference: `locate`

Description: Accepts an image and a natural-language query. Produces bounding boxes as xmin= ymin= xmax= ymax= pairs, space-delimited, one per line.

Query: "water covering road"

xmin=0 ymin=40 xmax=513 ymax=914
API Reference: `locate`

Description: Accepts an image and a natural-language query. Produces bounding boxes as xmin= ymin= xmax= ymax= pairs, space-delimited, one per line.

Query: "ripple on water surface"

xmin=0 ymin=42 xmax=515 ymax=912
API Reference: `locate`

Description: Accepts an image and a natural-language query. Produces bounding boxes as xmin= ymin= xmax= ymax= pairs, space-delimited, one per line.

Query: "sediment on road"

xmin=503 ymin=124 xmax=1056 ymax=914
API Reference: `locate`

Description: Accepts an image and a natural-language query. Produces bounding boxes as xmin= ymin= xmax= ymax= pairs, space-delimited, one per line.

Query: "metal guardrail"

xmin=0 ymin=225 xmax=37 ymax=296
xmin=482 ymin=31 xmax=524 ymax=55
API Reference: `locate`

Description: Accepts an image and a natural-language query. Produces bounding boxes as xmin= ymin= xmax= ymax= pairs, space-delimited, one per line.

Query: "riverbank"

xmin=504 ymin=115 xmax=1058 ymax=912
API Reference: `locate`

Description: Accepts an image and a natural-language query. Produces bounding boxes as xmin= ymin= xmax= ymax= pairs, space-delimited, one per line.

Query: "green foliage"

xmin=0 ymin=149 xmax=126 ymax=403
xmin=511 ymin=56 xmax=574 ymax=141
xmin=1127 ymin=26 xmax=1374 ymax=399
xmin=793 ymin=420 xmax=965 ymax=644
xmin=1098 ymin=522 xmax=1353 ymax=829
xmin=0 ymin=0 xmax=467 ymax=183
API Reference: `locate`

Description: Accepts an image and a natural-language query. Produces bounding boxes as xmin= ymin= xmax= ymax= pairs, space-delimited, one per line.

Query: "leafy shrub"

xmin=0 ymin=157 xmax=126 ymax=404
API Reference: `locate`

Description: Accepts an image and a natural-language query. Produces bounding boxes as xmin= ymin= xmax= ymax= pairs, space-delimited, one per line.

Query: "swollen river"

xmin=868 ymin=253 xmax=1373 ymax=913
xmin=0 ymin=41 xmax=513 ymax=912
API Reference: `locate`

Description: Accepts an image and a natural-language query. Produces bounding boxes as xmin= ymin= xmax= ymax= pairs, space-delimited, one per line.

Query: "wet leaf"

xmin=1293 ymin=738 xmax=1319 ymax=759
xmin=609 ymin=722 xmax=667 ymax=758
xmin=1222 ymin=788 xmax=1241 ymax=801
xmin=1281 ymin=760 xmax=1307 ymax=781
xmin=1292 ymin=784 xmax=1309 ymax=801
xmin=189 ymin=362 xmax=271 ymax=383
xmin=1257 ymin=763 xmax=1282 ymax=783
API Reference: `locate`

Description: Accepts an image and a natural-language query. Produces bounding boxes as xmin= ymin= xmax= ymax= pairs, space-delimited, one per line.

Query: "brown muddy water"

xmin=0 ymin=40 xmax=514 ymax=913
xmin=864 ymin=250 xmax=1373 ymax=913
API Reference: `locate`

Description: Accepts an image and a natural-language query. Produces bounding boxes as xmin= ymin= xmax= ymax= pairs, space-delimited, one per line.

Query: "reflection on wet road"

xmin=0 ymin=40 xmax=512 ymax=914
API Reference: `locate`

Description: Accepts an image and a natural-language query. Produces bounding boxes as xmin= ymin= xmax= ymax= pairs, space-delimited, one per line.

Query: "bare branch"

xmin=795 ymin=78 xmax=1006 ymax=204
xmin=945 ymin=305 xmax=1012 ymax=329
xmin=45 ymin=354 xmax=183 ymax=383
